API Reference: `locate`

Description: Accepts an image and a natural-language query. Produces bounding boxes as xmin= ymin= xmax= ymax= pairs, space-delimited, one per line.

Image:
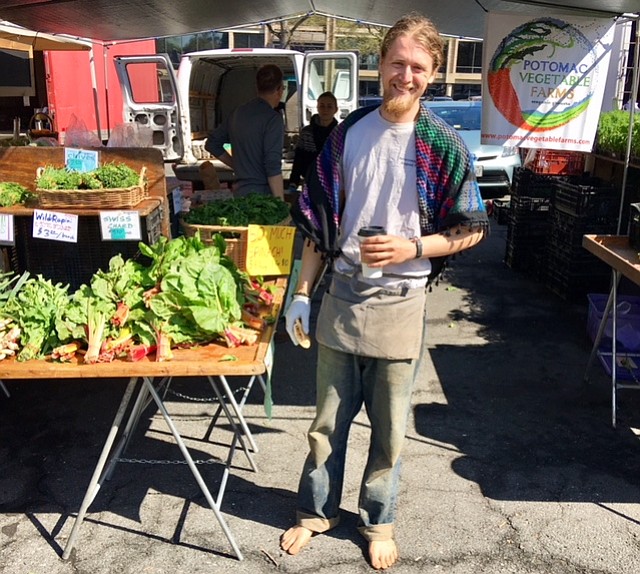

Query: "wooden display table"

xmin=583 ymin=235 xmax=640 ymax=427
xmin=1 ymin=277 xmax=286 ymax=561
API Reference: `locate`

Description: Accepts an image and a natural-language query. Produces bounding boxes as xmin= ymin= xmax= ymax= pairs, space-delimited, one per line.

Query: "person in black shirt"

xmin=288 ymin=91 xmax=338 ymax=191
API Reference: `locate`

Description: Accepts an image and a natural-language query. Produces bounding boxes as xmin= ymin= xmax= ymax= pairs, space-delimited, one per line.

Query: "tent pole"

xmin=617 ymin=16 xmax=640 ymax=235
xmin=88 ymin=43 xmax=102 ymax=143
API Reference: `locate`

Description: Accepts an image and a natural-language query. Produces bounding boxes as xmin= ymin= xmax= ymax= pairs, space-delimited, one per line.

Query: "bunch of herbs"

xmin=36 ymin=162 xmax=140 ymax=190
xmin=183 ymin=193 xmax=290 ymax=227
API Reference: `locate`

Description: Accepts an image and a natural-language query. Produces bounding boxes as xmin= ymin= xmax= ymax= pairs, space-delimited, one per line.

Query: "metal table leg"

xmin=584 ymin=271 xmax=620 ymax=384
xmin=143 ymin=378 xmax=244 ymax=560
xmin=62 ymin=376 xmax=140 ymax=560
xmin=215 ymin=374 xmax=259 ymax=453
xmin=207 ymin=375 xmax=258 ymax=473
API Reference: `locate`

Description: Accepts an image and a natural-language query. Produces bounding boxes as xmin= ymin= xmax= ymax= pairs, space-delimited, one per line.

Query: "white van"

xmin=114 ymin=48 xmax=359 ymax=186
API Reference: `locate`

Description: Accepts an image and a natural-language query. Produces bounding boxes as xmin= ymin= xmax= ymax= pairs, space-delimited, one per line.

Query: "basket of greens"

xmin=180 ymin=193 xmax=290 ymax=270
xmin=34 ymin=162 xmax=147 ymax=208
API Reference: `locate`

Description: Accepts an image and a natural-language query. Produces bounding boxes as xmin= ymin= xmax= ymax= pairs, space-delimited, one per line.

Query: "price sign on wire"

xmin=245 ymin=224 xmax=296 ymax=276
xmin=64 ymin=148 xmax=99 ymax=173
xmin=0 ymin=213 xmax=14 ymax=245
xmin=99 ymin=211 xmax=142 ymax=241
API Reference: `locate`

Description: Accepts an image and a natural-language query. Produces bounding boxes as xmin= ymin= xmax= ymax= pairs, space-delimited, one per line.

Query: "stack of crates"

xmin=545 ymin=177 xmax=619 ymax=299
xmin=504 ymin=167 xmax=558 ymax=279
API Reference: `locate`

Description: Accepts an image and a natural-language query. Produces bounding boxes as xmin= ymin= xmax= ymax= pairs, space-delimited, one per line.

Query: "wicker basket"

xmin=181 ymin=221 xmax=249 ymax=270
xmin=34 ymin=166 xmax=148 ymax=209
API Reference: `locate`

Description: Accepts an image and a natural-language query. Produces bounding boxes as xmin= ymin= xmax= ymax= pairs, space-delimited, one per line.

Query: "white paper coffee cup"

xmin=358 ymin=226 xmax=386 ymax=279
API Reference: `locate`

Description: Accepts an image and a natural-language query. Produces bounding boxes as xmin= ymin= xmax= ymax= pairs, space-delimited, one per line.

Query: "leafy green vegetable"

xmin=597 ymin=111 xmax=640 ymax=158
xmin=137 ymin=235 xmax=243 ymax=355
xmin=0 ymin=270 xmax=30 ymax=304
xmin=0 ymin=182 xmax=34 ymax=207
xmin=36 ymin=162 xmax=140 ymax=190
xmin=56 ymin=255 xmax=146 ymax=363
xmin=183 ymin=193 xmax=290 ymax=227
xmin=2 ymin=275 xmax=70 ymax=361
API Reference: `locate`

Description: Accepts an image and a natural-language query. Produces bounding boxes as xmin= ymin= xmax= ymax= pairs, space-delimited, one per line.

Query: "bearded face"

xmin=382 ymin=91 xmax=417 ymax=119
xmin=379 ymin=35 xmax=436 ymax=122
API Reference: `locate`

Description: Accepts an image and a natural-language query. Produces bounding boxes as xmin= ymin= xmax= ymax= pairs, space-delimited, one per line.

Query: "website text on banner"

xmin=481 ymin=12 xmax=615 ymax=153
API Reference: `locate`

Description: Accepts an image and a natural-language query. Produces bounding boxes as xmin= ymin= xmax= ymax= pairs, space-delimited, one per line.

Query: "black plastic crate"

xmin=492 ymin=198 xmax=510 ymax=225
xmin=9 ymin=206 xmax=163 ymax=291
xmin=507 ymin=212 xmax=551 ymax=241
xmin=504 ymin=240 xmax=547 ymax=279
xmin=545 ymin=248 xmax=611 ymax=299
xmin=510 ymin=195 xmax=551 ymax=215
xmin=548 ymin=206 xmax=618 ymax=248
xmin=552 ymin=178 xmax=619 ymax=222
xmin=511 ymin=167 xmax=566 ymax=199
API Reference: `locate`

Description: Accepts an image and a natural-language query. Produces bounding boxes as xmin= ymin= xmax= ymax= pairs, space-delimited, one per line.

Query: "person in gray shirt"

xmin=205 ymin=64 xmax=285 ymax=199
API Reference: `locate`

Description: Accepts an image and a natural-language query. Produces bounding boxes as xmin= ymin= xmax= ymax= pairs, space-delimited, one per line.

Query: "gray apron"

xmin=315 ymin=273 xmax=427 ymax=360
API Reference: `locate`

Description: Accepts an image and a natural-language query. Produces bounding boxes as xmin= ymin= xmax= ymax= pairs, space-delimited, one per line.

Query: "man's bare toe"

xmin=369 ymin=539 xmax=398 ymax=570
xmin=280 ymin=525 xmax=313 ymax=555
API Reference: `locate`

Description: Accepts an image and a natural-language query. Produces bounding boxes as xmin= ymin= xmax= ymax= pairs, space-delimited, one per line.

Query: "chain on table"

xmin=115 ymin=380 xmax=254 ymax=465
xmin=117 ymin=457 xmax=223 ymax=465
xmin=165 ymin=385 xmax=250 ymax=403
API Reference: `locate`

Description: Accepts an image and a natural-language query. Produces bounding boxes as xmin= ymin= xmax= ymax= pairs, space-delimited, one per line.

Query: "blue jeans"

xmin=295 ymin=343 xmax=420 ymax=541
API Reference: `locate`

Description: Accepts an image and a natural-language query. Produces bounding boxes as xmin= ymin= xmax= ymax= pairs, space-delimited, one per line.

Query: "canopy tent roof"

xmin=0 ymin=0 xmax=638 ymax=43
xmin=0 ymin=20 xmax=90 ymax=50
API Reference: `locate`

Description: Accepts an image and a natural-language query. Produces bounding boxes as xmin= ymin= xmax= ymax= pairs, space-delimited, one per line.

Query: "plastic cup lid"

xmin=357 ymin=226 xmax=386 ymax=237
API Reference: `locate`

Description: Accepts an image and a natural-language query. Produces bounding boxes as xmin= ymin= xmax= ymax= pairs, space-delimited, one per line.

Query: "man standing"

xmin=206 ymin=64 xmax=285 ymax=199
xmin=280 ymin=12 xmax=489 ymax=570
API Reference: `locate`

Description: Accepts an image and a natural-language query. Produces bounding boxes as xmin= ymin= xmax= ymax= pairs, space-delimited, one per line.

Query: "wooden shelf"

xmin=0 ymin=197 xmax=163 ymax=217
xmin=583 ymin=234 xmax=640 ymax=285
xmin=0 ymin=146 xmax=170 ymax=236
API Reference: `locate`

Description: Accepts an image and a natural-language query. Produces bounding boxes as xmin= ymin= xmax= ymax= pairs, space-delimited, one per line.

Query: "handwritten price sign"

xmin=64 ymin=148 xmax=99 ymax=173
xmin=245 ymin=224 xmax=295 ymax=276
xmin=99 ymin=211 xmax=141 ymax=241
xmin=32 ymin=209 xmax=78 ymax=243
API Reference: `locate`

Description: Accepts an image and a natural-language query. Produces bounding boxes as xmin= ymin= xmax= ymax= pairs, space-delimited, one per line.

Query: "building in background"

xmin=154 ymin=19 xmax=484 ymax=101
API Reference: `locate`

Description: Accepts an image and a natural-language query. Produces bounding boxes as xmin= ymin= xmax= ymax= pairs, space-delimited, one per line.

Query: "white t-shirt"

xmin=334 ymin=109 xmax=432 ymax=289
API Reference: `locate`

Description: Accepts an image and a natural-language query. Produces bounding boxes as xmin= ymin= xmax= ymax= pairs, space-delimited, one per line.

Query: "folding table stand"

xmin=583 ymin=235 xmax=640 ymax=428
xmin=62 ymin=370 xmax=267 ymax=561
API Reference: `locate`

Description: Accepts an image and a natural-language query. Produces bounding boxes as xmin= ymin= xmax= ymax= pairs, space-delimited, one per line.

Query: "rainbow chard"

xmin=2 ymin=275 xmax=69 ymax=361
xmin=55 ymin=284 xmax=115 ymax=364
xmin=131 ymin=234 xmax=243 ymax=359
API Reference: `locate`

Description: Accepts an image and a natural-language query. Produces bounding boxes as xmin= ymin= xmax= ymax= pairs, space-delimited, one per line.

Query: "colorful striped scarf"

xmin=292 ymin=103 xmax=489 ymax=260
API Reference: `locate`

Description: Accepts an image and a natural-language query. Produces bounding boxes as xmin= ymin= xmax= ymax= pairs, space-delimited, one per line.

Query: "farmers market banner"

xmin=482 ymin=13 xmax=615 ymax=152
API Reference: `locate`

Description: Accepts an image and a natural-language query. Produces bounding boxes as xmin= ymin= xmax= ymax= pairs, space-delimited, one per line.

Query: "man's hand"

xmin=359 ymin=235 xmax=416 ymax=267
xmin=285 ymin=295 xmax=311 ymax=348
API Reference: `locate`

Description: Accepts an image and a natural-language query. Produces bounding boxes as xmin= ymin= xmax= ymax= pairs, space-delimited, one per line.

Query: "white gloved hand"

xmin=285 ymin=294 xmax=311 ymax=347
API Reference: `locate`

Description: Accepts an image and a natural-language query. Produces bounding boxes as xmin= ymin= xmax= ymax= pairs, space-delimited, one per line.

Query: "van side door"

xmin=113 ymin=54 xmax=184 ymax=162
xmin=301 ymin=51 xmax=359 ymax=125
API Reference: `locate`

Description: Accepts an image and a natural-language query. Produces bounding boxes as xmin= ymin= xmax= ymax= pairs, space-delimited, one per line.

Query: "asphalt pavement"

xmin=3 ymin=219 xmax=640 ymax=574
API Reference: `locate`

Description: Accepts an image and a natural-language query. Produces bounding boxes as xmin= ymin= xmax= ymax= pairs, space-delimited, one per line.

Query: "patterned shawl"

xmin=291 ymin=103 xmax=489 ymax=262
